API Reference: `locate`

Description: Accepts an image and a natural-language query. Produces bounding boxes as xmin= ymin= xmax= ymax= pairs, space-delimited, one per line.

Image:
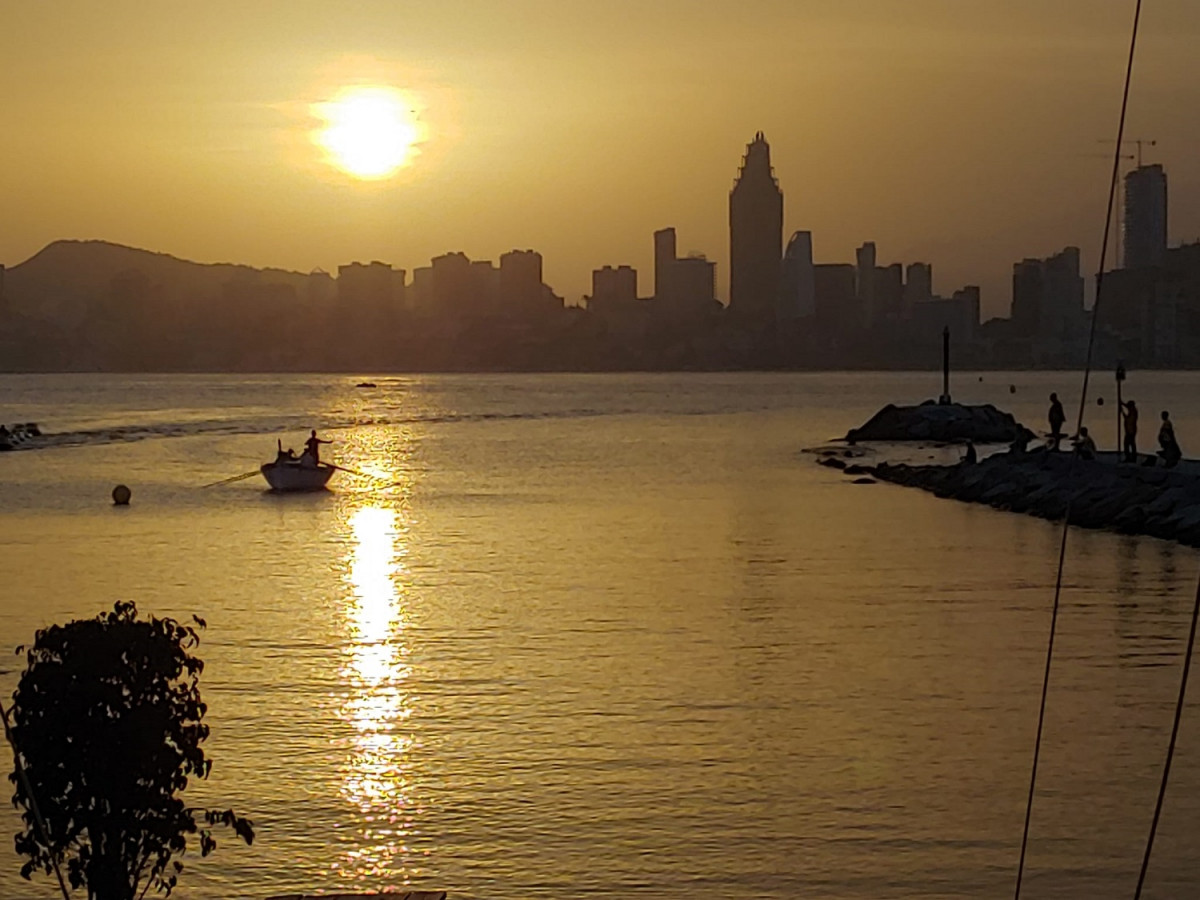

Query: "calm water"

xmin=2 ymin=372 xmax=1200 ymax=900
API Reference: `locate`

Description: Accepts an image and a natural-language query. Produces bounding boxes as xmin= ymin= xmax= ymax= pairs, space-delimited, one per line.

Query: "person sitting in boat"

xmin=302 ymin=429 xmax=331 ymax=466
xmin=275 ymin=439 xmax=298 ymax=464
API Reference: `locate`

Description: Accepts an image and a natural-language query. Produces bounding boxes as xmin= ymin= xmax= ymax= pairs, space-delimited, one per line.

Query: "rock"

xmin=845 ymin=401 xmax=1034 ymax=443
xmin=842 ymin=447 xmax=1200 ymax=545
xmin=818 ymin=457 xmax=847 ymax=470
xmin=852 ymin=477 xmax=877 ymax=485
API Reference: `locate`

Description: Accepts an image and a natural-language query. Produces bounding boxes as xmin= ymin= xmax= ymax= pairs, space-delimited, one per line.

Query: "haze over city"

xmin=5 ymin=0 xmax=1200 ymax=319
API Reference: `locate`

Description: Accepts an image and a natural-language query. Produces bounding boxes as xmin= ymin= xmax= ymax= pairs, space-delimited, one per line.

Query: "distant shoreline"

xmin=1 ymin=364 xmax=1196 ymax=376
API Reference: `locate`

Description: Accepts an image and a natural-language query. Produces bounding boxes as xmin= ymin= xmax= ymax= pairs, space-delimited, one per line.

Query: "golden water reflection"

xmin=336 ymin=504 xmax=421 ymax=883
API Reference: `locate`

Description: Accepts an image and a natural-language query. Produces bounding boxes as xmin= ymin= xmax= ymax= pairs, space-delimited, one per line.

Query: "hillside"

xmin=4 ymin=240 xmax=319 ymax=327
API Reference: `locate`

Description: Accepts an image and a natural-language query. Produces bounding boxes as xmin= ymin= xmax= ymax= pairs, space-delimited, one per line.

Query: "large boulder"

xmin=846 ymin=401 xmax=1034 ymax=444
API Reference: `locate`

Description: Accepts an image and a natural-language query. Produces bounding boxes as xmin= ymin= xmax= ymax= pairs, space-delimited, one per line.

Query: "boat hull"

xmin=260 ymin=462 xmax=335 ymax=492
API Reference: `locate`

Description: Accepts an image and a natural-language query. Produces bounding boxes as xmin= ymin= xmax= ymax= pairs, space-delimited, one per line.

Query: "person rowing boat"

xmin=302 ymin=430 xmax=331 ymax=466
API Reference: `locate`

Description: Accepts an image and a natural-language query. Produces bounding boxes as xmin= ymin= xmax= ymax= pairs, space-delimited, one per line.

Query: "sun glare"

xmin=313 ymin=86 xmax=422 ymax=180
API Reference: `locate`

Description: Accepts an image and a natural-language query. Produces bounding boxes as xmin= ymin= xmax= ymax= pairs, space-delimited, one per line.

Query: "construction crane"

xmin=1097 ymin=138 xmax=1157 ymax=167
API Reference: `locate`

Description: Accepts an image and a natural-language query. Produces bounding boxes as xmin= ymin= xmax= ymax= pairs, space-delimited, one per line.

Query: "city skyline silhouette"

xmin=3 ymin=1 xmax=1200 ymax=323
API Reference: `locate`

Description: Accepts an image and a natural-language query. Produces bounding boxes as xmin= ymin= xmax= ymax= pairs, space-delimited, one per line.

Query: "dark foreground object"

xmin=869 ymin=449 xmax=1200 ymax=545
xmin=847 ymin=402 xmax=1033 ymax=444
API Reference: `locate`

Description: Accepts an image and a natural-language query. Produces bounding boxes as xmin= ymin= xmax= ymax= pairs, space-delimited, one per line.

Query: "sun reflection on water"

xmin=336 ymin=503 xmax=422 ymax=883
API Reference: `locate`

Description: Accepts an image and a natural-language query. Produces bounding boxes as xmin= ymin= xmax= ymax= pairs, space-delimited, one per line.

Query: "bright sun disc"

xmin=313 ymin=86 xmax=422 ymax=180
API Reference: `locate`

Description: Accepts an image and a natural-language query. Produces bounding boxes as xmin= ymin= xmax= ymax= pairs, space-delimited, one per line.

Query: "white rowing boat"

xmin=260 ymin=460 xmax=336 ymax=492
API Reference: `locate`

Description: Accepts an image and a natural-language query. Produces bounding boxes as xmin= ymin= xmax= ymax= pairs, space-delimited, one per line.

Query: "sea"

xmin=2 ymin=371 xmax=1200 ymax=900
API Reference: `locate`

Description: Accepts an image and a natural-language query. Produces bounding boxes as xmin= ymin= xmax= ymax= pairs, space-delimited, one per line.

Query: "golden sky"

xmin=2 ymin=0 xmax=1198 ymax=318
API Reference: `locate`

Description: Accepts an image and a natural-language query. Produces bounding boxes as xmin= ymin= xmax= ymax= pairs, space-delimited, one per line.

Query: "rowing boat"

xmin=260 ymin=460 xmax=336 ymax=492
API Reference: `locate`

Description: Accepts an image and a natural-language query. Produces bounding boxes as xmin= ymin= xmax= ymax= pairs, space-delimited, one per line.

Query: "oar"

xmin=328 ymin=464 xmax=407 ymax=489
xmin=326 ymin=468 xmax=391 ymax=482
xmin=201 ymin=469 xmax=261 ymax=489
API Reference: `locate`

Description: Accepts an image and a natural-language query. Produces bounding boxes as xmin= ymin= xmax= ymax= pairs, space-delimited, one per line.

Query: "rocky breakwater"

xmin=846 ymin=401 xmax=1033 ymax=444
xmin=869 ymin=449 xmax=1200 ymax=546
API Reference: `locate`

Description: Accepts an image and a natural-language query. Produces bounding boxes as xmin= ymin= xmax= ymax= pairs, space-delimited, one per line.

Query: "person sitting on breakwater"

xmin=1121 ymin=399 xmax=1139 ymax=463
xmin=1159 ymin=411 xmax=1182 ymax=468
xmin=963 ymin=440 xmax=978 ymax=464
xmin=1048 ymin=393 xmax=1066 ymax=450
xmin=1073 ymin=426 xmax=1097 ymax=461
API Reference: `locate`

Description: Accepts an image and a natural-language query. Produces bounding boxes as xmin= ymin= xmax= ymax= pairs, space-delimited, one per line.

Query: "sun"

xmin=312 ymin=86 xmax=423 ymax=180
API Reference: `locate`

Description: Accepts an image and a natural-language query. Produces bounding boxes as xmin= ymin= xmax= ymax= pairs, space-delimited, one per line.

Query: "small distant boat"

xmin=0 ymin=423 xmax=40 ymax=452
xmin=260 ymin=459 xmax=336 ymax=492
xmin=356 ymin=381 xmax=377 ymax=388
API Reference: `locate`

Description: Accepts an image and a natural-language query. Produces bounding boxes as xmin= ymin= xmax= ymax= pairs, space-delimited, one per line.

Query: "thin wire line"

xmin=1133 ymin=576 xmax=1200 ymax=899
xmin=1013 ymin=2 xmax=1143 ymax=897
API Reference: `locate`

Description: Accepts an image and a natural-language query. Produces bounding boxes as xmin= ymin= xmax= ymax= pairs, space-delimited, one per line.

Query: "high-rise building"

xmin=1010 ymin=247 xmax=1083 ymax=339
xmin=337 ymin=261 xmax=405 ymax=313
xmin=814 ymin=263 xmax=857 ymax=336
xmin=431 ymin=252 xmax=473 ymax=315
xmin=591 ymin=265 xmax=638 ymax=309
xmin=729 ymin=132 xmax=783 ymax=319
xmin=409 ymin=266 xmax=433 ymax=315
xmin=856 ymin=242 xmax=877 ymax=327
xmin=1011 ymin=258 xmax=1045 ymax=337
xmin=654 ymin=228 xmax=677 ymax=301
xmin=669 ymin=255 xmax=717 ymax=313
xmin=910 ymin=285 xmax=980 ymax=343
xmin=875 ymin=263 xmax=903 ymax=321
xmin=500 ymin=250 xmax=543 ymax=316
xmin=904 ymin=263 xmax=933 ymax=310
xmin=470 ymin=260 xmax=500 ymax=313
xmin=779 ymin=231 xmax=815 ymax=319
xmin=305 ymin=268 xmax=336 ymax=307
xmin=653 ymin=228 xmax=717 ymax=317
xmin=1124 ymin=164 xmax=1168 ymax=269
xmin=951 ymin=286 xmax=981 ymax=342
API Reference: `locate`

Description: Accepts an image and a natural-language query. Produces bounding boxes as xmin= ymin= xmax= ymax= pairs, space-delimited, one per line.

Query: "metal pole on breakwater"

xmin=940 ymin=326 xmax=951 ymax=404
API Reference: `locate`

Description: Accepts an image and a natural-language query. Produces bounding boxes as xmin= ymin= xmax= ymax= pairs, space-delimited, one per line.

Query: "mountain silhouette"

xmin=5 ymin=240 xmax=318 ymax=328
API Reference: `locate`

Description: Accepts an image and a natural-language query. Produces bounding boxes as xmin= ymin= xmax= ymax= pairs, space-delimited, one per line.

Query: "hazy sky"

xmin=3 ymin=0 xmax=1199 ymax=318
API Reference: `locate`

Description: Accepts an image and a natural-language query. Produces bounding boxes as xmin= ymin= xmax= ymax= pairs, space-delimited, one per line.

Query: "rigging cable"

xmin=1012 ymin=1 xmax=1144 ymax=898
xmin=1134 ymin=575 xmax=1200 ymax=899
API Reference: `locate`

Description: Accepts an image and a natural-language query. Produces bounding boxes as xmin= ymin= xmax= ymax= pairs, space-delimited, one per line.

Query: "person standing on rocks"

xmin=1048 ymin=393 xmax=1066 ymax=450
xmin=1159 ymin=411 xmax=1182 ymax=468
xmin=1120 ymin=399 xmax=1139 ymax=463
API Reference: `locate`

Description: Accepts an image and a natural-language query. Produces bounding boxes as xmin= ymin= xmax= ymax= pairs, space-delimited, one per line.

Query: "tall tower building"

xmin=729 ymin=132 xmax=783 ymax=319
xmin=1124 ymin=164 xmax=1168 ymax=269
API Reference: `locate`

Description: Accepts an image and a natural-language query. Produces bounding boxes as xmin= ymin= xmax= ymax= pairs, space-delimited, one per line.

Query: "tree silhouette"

xmin=7 ymin=601 xmax=253 ymax=900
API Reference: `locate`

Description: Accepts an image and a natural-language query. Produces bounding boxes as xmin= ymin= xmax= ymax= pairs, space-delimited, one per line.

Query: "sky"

xmin=3 ymin=0 xmax=1200 ymax=319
